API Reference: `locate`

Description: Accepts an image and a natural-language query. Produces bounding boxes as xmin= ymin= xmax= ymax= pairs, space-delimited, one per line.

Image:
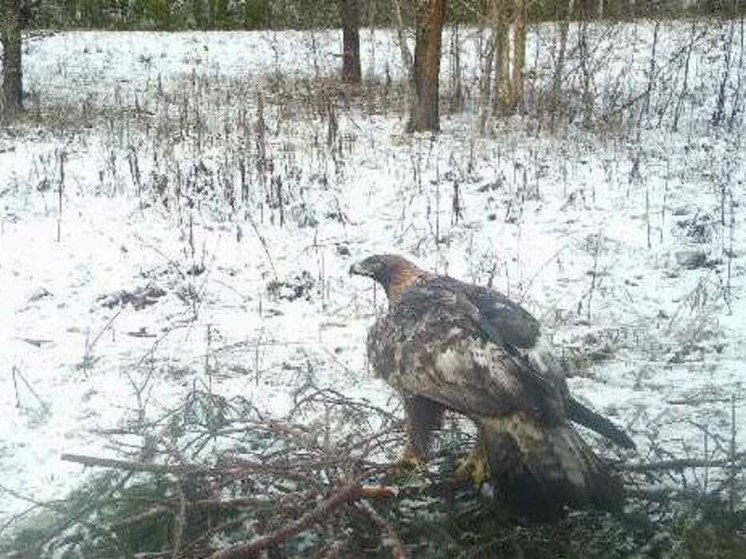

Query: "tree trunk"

xmin=550 ymin=0 xmax=574 ymax=130
xmin=392 ymin=0 xmax=414 ymax=112
xmin=578 ymin=15 xmax=593 ymax=128
xmin=493 ymin=3 xmax=510 ymax=115
xmin=509 ymin=0 xmax=527 ymax=114
xmin=192 ymin=0 xmax=205 ymax=29
xmin=448 ymin=24 xmax=462 ymax=112
xmin=212 ymin=0 xmax=228 ymax=29
xmin=207 ymin=0 xmax=215 ymax=27
xmin=477 ymin=26 xmax=496 ymax=133
xmin=1 ymin=0 xmax=22 ymax=118
xmin=407 ymin=0 xmax=446 ymax=133
xmin=339 ymin=0 xmax=361 ymax=83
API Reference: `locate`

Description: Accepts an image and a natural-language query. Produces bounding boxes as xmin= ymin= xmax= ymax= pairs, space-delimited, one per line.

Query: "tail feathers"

xmin=480 ymin=414 xmax=623 ymax=520
xmin=568 ymin=397 xmax=636 ymax=450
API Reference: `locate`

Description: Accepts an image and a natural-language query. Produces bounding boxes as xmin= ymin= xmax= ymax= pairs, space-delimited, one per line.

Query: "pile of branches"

xmin=1 ymin=382 xmax=418 ymax=558
xmin=2 ymin=381 xmax=746 ymax=558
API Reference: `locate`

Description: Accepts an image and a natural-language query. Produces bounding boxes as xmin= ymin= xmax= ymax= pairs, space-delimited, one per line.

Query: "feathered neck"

xmin=380 ymin=257 xmax=428 ymax=304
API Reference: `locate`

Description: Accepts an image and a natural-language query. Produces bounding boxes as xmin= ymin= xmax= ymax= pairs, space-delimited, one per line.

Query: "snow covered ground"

xmin=1 ymin=21 xmax=745 ymax=530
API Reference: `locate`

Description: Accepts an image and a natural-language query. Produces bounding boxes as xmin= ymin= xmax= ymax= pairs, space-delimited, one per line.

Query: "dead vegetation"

xmin=0 ymin=367 xmax=744 ymax=558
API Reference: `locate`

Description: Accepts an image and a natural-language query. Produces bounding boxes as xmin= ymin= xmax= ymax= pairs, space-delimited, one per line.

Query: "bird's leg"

xmin=398 ymin=397 xmax=444 ymax=472
xmin=454 ymin=443 xmax=490 ymax=484
xmin=454 ymin=430 xmax=490 ymax=484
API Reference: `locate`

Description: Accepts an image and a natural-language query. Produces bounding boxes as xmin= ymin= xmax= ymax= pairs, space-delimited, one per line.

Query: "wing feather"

xmin=367 ymin=284 xmax=566 ymax=424
xmin=437 ymin=276 xmax=541 ymax=348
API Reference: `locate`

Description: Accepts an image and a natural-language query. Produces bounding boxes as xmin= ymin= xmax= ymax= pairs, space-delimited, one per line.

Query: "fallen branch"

xmin=61 ymin=453 xmax=204 ymax=476
xmin=625 ymin=485 xmax=714 ymax=502
xmin=108 ymin=505 xmax=168 ymax=530
xmin=60 ymin=453 xmax=343 ymax=487
xmin=209 ymin=483 xmax=364 ymax=559
xmin=355 ymin=500 xmax=409 ymax=559
xmin=614 ymin=455 xmax=745 ymax=472
xmin=360 ymin=485 xmax=399 ymax=500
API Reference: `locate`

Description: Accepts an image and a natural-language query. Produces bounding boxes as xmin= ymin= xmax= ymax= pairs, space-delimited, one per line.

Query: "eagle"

xmin=350 ymin=254 xmax=633 ymax=518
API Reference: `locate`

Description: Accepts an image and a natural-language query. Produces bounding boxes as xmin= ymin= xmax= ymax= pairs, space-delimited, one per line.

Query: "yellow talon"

xmin=454 ymin=444 xmax=490 ymax=484
xmin=400 ymin=449 xmax=424 ymax=470
xmin=386 ymin=449 xmax=429 ymax=481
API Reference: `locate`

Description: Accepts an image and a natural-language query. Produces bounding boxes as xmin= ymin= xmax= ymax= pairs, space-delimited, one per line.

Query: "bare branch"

xmin=355 ymin=500 xmax=409 ymax=559
xmin=614 ymin=456 xmax=745 ymax=472
xmin=208 ymin=483 xmax=363 ymax=559
xmin=61 ymin=453 xmax=204 ymax=475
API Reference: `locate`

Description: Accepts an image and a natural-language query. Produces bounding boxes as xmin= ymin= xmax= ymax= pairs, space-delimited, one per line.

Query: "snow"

xmin=1 ymin=21 xmax=745 ymax=529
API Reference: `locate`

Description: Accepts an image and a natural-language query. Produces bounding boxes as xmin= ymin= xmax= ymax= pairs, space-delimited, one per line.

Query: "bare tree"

xmin=339 ymin=0 xmax=361 ymax=83
xmin=478 ymin=0 xmax=529 ymax=119
xmin=1 ymin=0 xmax=22 ymax=118
xmin=408 ymin=0 xmax=446 ymax=132
xmin=477 ymin=6 xmax=497 ymax=132
xmin=493 ymin=0 xmax=510 ymax=114
xmin=192 ymin=0 xmax=206 ymax=28
xmin=392 ymin=0 xmax=414 ymax=72
xmin=550 ymin=0 xmax=576 ymax=130
xmin=508 ymin=0 xmax=527 ymax=113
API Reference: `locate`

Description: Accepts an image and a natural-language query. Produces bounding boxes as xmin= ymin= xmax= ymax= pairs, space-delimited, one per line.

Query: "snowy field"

xmin=1 ymin=21 xmax=745 ymax=531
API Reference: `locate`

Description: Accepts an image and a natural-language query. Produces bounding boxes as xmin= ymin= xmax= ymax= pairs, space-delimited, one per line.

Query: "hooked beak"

xmin=350 ymin=258 xmax=377 ymax=277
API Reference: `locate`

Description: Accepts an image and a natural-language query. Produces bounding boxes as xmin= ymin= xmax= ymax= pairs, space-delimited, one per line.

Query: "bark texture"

xmin=408 ymin=0 xmax=446 ymax=132
xmin=1 ymin=0 xmax=22 ymax=117
xmin=339 ymin=0 xmax=361 ymax=83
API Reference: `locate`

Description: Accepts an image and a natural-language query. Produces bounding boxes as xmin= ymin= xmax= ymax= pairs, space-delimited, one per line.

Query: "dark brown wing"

xmin=367 ymin=283 xmax=566 ymax=424
xmin=438 ymin=276 xmax=541 ymax=348
xmin=428 ymin=277 xmax=634 ymax=448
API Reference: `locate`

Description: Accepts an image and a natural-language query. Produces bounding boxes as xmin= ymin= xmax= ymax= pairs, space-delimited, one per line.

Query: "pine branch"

xmin=208 ymin=483 xmax=364 ymax=559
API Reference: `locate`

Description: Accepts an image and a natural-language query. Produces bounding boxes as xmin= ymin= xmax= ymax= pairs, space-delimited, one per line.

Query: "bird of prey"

xmin=350 ymin=254 xmax=633 ymax=518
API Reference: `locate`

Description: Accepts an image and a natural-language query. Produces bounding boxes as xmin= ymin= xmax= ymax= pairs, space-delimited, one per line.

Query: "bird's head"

xmin=350 ymin=254 xmax=425 ymax=302
xmin=349 ymin=254 xmax=390 ymax=281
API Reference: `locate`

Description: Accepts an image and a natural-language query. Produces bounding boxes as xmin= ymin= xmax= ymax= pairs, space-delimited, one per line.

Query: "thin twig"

xmin=61 ymin=453 xmax=204 ymax=475
xmin=614 ymin=456 xmax=745 ymax=472
xmin=11 ymin=366 xmax=50 ymax=412
xmin=208 ymin=483 xmax=363 ymax=559
xmin=729 ymin=394 xmax=738 ymax=513
xmin=161 ymin=437 xmax=188 ymax=559
xmin=355 ymin=500 xmax=409 ymax=559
